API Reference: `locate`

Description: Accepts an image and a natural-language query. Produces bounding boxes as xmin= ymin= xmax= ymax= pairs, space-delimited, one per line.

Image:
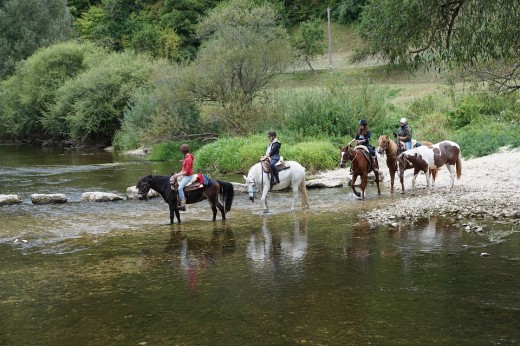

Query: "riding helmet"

xmin=359 ymin=119 xmax=367 ymax=126
xmin=180 ymin=144 xmax=190 ymax=153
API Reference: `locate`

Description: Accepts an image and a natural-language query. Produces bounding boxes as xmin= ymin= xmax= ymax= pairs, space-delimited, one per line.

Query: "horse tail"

xmin=217 ymin=180 xmax=234 ymax=212
xmin=456 ymin=155 xmax=462 ymax=179
xmin=299 ymin=178 xmax=309 ymax=209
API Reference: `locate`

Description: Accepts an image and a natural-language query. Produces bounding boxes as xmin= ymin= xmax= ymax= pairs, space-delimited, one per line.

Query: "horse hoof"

xmin=263 ymin=210 xmax=269 ymax=214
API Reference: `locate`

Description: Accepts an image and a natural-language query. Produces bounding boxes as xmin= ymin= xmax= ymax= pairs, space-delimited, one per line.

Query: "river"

xmin=0 ymin=144 xmax=518 ymax=345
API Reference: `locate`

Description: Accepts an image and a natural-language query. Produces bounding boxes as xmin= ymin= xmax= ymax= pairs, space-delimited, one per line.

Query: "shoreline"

xmin=316 ymin=147 xmax=520 ymax=227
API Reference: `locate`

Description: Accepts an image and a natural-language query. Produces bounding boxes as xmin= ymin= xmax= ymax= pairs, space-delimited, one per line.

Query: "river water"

xmin=0 ymin=144 xmax=519 ymax=345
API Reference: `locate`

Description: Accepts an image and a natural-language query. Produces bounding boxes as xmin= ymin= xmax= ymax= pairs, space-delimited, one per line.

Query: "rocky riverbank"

xmin=317 ymin=147 xmax=520 ymax=227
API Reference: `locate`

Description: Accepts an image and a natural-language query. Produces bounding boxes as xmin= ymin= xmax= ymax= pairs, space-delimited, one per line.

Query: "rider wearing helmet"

xmin=355 ymin=119 xmax=378 ymax=172
xmin=261 ymin=130 xmax=281 ymax=184
xmin=396 ymin=117 xmax=413 ymax=151
xmin=172 ymin=143 xmax=195 ymax=211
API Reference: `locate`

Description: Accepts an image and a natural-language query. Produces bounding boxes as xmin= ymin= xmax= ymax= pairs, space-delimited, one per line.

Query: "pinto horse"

xmin=136 ymin=175 xmax=234 ymax=224
xmin=377 ymin=135 xmax=437 ymax=193
xmin=339 ymin=146 xmax=381 ymax=200
xmin=396 ymin=140 xmax=462 ymax=194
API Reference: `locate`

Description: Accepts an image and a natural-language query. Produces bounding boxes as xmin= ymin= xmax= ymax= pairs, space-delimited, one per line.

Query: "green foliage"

xmin=0 ymin=41 xmax=103 ymax=140
xmin=185 ymin=0 xmax=292 ymax=134
xmin=275 ymin=75 xmax=391 ymax=139
xmin=358 ymin=0 xmax=520 ymax=91
xmin=293 ymin=19 xmax=325 ymax=71
xmin=45 ymin=51 xmax=154 ymax=145
xmin=333 ymin=0 xmax=367 ymax=24
xmin=448 ymin=93 xmax=520 ymax=130
xmin=414 ymin=112 xmax=451 ymax=144
xmin=451 ymin=121 xmax=520 ymax=158
xmin=195 ymin=134 xmax=339 ymax=174
xmin=148 ymin=140 xmax=205 ymax=162
xmin=0 ymin=0 xmax=73 ymax=78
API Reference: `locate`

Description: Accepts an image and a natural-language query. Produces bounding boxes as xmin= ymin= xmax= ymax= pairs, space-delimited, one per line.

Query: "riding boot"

xmin=178 ymin=198 xmax=186 ymax=211
xmin=272 ymin=169 xmax=280 ymax=185
xmin=371 ymin=156 xmax=379 ymax=172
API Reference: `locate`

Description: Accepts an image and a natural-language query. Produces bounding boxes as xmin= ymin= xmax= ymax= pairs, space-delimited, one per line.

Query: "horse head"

xmin=243 ymin=175 xmax=257 ymax=203
xmin=377 ymin=135 xmax=391 ymax=155
xmin=136 ymin=176 xmax=152 ymax=200
xmin=339 ymin=146 xmax=353 ymax=168
xmin=396 ymin=153 xmax=408 ymax=178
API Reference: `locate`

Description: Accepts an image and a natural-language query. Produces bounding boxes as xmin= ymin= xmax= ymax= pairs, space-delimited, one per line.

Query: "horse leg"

xmin=351 ymin=173 xmax=361 ymax=198
xmin=215 ymin=199 xmax=226 ymax=220
xmin=425 ymin=168 xmax=431 ymax=193
xmin=374 ymin=171 xmax=381 ymax=195
xmin=168 ymin=202 xmax=179 ymax=224
xmin=389 ymin=169 xmax=395 ymax=193
xmin=209 ymin=200 xmax=218 ymax=221
xmin=360 ymin=173 xmax=368 ymax=200
xmin=400 ymin=175 xmax=405 ymax=194
xmin=261 ymin=184 xmax=269 ymax=213
xmin=411 ymin=173 xmax=419 ymax=195
xmin=290 ymin=183 xmax=299 ymax=211
xmin=447 ymin=164 xmax=455 ymax=191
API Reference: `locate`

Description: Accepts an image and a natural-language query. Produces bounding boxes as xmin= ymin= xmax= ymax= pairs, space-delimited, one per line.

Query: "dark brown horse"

xmin=136 ymin=175 xmax=234 ymax=224
xmin=396 ymin=140 xmax=462 ymax=194
xmin=339 ymin=146 xmax=381 ymax=200
xmin=377 ymin=135 xmax=437 ymax=194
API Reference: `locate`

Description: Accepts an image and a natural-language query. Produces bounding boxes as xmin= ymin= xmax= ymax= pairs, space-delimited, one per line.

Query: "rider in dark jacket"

xmin=261 ymin=130 xmax=281 ymax=184
xmin=355 ymin=119 xmax=378 ymax=172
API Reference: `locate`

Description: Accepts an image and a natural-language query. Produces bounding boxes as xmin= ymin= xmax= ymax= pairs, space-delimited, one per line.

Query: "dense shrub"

xmin=45 ymin=51 xmax=154 ymax=145
xmin=195 ymin=135 xmax=340 ymax=174
xmin=0 ymin=41 xmax=103 ymax=140
xmin=274 ymin=76 xmax=391 ymax=139
xmin=451 ymin=121 xmax=520 ymax=158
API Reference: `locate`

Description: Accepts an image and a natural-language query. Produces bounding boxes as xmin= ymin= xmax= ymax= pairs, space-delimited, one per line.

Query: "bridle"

xmin=339 ymin=147 xmax=358 ymax=167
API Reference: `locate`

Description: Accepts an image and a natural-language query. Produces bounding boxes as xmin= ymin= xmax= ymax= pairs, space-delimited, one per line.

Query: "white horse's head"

xmin=243 ymin=174 xmax=257 ymax=202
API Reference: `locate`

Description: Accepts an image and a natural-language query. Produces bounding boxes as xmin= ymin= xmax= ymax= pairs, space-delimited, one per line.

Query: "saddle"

xmin=261 ymin=156 xmax=290 ymax=173
xmin=354 ymin=146 xmax=377 ymax=173
xmin=169 ymin=173 xmax=206 ymax=193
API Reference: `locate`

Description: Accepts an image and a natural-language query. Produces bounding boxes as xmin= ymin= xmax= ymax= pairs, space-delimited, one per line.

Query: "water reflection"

xmin=246 ymin=214 xmax=308 ymax=275
xmin=164 ymin=223 xmax=236 ymax=295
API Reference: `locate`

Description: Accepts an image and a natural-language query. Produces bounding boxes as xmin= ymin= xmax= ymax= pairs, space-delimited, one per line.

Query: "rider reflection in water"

xmin=261 ymin=130 xmax=281 ymax=185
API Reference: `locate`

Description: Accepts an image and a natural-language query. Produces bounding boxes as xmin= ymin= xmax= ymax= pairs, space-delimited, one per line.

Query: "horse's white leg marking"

xmin=425 ymin=169 xmax=431 ymax=193
xmin=447 ymin=164 xmax=455 ymax=191
xmin=291 ymin=183 xmax=299 ymax=211
xmin=411 ymin=173 xmax=418 ymax=195
xmin=261 ymin=182 xmax=269 ymax=213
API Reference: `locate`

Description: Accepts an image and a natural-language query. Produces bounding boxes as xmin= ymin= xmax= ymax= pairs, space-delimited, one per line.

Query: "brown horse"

xmin=396 ymin=140 xmax=462 ymax=194
xmin=377 ymin=135 xmax=437 ymax=194
xmin=136 ymin=175 xmax=234 ymax=224
xmin=339 ymin=146 xmax=381 ymax=200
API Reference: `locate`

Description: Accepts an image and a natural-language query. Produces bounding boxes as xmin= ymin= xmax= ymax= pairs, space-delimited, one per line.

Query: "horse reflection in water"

xmin=246 ymin=214 xmax=308 ymax=274
xmin=164 ymin=223 xmax=236 ymax=295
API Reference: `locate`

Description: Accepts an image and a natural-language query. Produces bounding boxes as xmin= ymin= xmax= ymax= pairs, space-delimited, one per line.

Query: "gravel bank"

xmin=318 ymin=147 xmax=520 ymax=227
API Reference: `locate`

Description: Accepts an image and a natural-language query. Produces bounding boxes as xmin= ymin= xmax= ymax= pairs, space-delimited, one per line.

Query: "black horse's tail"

xmin=217 ymin=180 xmax=234 ymax=212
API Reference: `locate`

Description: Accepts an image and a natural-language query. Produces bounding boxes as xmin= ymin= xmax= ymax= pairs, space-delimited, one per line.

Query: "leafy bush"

xmin=0 ymin=41 xmax=103 ymax=140
xmin=148 ymin=140 xmax=205 ymax=162
xmin=451 ymin=121 xmax=520 ymax=158
xmin=274 ymin=76 xmax=391 ymax=139
xmin=195 ymin=134 xmax=339 ymax=174
xmin=46 ymin=51 xmax=154 ymax=145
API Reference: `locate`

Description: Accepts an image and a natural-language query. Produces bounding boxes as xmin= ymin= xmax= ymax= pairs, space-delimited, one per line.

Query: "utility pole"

xmin=327 ymin=7 xmax=332 ymax=71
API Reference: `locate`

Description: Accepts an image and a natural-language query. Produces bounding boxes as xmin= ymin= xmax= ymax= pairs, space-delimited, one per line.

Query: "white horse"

xmin=243 ymin=160 xmax=309 ymax=214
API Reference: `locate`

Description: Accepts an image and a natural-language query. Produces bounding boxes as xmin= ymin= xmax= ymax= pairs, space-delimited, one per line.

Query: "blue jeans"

xmin=405 ymin=141 xmax=412 ymax=150
xmin=178 ymin=175 xmax=193 ymax=200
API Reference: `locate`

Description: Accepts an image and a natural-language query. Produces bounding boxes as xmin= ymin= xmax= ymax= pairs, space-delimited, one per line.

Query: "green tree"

xmin=0 ymin=41 xmax=102 ymax=140
xmin=358 ymin=0 xmax=520 ymax=93
xmin=293 ymin=19 xmax=325 ymax=72
xmin=185 ymin=0 xmax=292 ymax=134
xmin=45 ymin=52 xmax=153 ymax=145
xmin=0 ymin=0 xmax=73 ymax=78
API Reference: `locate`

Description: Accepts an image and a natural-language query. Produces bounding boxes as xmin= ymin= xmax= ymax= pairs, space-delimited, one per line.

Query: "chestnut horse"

xmin=136 ymin=175 xmax=234 ymax=224
xmin=339 ymin=145 xmax=381 ymax=200
xmin=396 ymin=140 xmax=462 ymax=194
xmin=377 ymin=135 xmax=437 ymax=194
